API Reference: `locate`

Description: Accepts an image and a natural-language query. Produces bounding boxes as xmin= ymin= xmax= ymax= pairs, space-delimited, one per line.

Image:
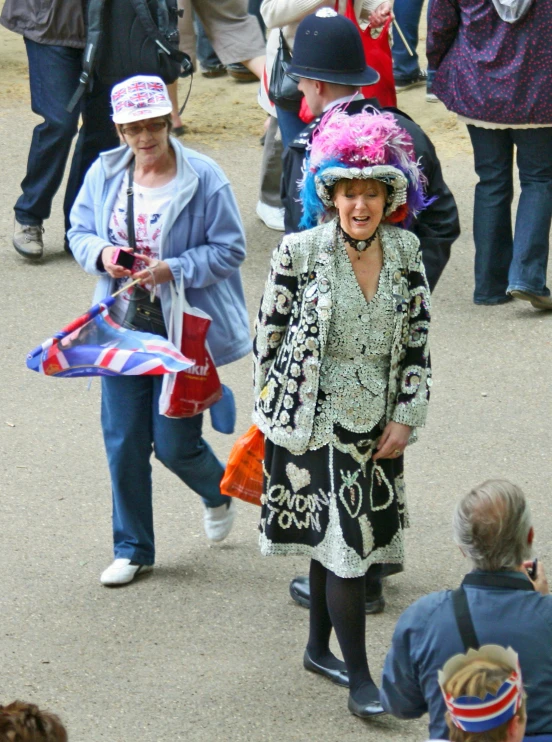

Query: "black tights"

xmin=307 ymin=558 xmax=379 ymax=702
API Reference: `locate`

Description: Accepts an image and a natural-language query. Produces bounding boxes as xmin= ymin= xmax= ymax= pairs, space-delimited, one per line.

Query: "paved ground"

xmin=2 ymin=29 xmax=552 ymax=742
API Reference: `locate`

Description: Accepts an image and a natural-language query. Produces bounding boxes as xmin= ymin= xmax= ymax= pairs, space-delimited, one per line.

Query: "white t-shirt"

xmin=108 ymin=172 xmax=176 ymax=324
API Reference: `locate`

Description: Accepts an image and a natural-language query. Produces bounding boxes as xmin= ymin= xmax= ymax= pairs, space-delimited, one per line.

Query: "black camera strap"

xmin=127 ymin=158 xmax=136 ymax=249
xmin=452 ymin=572 xmax=534 ymax=652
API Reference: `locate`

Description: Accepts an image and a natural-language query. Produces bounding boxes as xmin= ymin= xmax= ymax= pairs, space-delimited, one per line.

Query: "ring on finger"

xmin=394 ymin=449 xmax=401 ymax=456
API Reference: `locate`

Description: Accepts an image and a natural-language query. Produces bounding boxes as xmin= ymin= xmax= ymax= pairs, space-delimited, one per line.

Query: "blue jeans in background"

xmin=392 ymin=0 xmax=425 ymax=81
xmin=15 ymin=39 xmax=118 ymax=235
xmin=101 ymin=375 xmax=229 ymax=565
xmin=467 ymin=125 xmax=552 ymax=304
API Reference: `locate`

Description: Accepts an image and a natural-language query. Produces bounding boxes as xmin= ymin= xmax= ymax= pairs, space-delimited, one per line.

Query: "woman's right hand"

xmin=101 ymin=246 xmax=134 ymax=279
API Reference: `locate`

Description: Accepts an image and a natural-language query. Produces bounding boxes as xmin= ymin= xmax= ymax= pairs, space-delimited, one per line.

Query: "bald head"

xmin=452 ymin=480 xmax=533 ymax=571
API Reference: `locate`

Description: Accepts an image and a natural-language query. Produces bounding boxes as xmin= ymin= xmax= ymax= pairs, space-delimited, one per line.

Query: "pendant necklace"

xmin=338 ymin=223 xmax=379 ymax=259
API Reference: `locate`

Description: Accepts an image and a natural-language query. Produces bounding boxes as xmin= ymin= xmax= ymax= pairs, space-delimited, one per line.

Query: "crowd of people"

xmin=2 ymin=0 xmax=552 ymax=739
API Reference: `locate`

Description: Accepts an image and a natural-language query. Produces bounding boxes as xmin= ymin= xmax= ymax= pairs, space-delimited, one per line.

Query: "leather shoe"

xmin=348 ymin=692 xmax=386 ymax=718
xmin=290 ymin=575 xmax=386 ymax=614
xmin=303 ymin=649 xmax=349 ymax=687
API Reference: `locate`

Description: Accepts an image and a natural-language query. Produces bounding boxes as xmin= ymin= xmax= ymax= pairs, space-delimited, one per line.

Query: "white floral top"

xmin=310 ymin=238 xmax=394 ymax=449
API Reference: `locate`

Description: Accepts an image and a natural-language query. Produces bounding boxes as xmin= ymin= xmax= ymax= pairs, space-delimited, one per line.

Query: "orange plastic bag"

xmin=220 ymin=425 xmax=265 ymax=506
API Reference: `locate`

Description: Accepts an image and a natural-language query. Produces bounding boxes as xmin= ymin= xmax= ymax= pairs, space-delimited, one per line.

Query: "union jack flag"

xmin=148 ymin=81 xmax=165 ymax=92
xmin=128 ymin=81 xmax=147 ymax=94
xmin=112 ymin=87 xmax=126 ymax=102
xmin=444 ymin=669 xmax=523 ymax=733
xmin=27 ymin=299 xmax=193 ymax=378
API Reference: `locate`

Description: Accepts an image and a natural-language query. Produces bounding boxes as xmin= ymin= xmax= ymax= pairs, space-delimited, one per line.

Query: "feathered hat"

xmin=438 ymin=645 xmax=524 ymax=734
xmin=299 ymin=107 xmax=430 ymax=230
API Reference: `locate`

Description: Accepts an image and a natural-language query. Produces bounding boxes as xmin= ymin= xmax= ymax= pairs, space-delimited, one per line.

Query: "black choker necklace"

xmin=338 ymin=223 xmax=379 ymax=256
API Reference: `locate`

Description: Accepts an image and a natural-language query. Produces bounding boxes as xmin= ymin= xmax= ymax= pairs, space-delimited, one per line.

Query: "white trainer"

xmin=203 ymin=500 xmax=236 ymax=543
xmin=100 ymin=558 xmax=152 ymax=586
xmin=256 ymin=201 xmax=285 ymax=231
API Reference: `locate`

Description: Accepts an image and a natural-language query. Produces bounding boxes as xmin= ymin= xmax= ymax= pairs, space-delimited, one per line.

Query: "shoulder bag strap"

xmin=451 ymin=586 xmax=480 ymax=652
xmin=67 ymin=0 xmax=106 ymax=112
xmin=127 ymin=159 xmax=136 ymax=249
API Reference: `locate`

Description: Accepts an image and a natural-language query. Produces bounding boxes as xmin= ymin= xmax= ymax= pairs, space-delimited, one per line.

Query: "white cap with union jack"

xmin=111 ymin=75 xmax=172 ymax=124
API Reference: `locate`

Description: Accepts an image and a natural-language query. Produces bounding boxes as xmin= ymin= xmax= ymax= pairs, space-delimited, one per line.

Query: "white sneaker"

xmin=203 ymin=500 xmax=236 ymax=543
xmin=100 ymin=558 xmax=152 ymax=586
xmin=256 ymin=201 xmax=285 ymax=231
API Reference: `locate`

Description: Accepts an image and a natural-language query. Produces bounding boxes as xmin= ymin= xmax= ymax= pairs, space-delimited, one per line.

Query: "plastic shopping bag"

xmin=220 ymin=425 xmax=265 ymax=506
xmin=159 ymin=278 xmax=223 ymax=418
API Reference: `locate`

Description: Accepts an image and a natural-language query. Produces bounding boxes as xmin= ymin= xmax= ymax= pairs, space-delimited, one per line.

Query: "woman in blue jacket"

xmin=69 ymin=75 xmax=251 ymax=586
xmin=427 ymin=0 xmax=552 ymax=310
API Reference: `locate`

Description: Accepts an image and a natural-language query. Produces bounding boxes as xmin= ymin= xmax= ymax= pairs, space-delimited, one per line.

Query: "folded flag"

xmin=26 ymin=297 xmax=193 ymax=378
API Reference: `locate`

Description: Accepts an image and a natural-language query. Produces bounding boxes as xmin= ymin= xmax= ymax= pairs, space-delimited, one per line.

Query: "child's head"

xmin=0 ymin=701 xmax=67 ymax=742
xmin=439 ymin=646 xmax=526 ymax=742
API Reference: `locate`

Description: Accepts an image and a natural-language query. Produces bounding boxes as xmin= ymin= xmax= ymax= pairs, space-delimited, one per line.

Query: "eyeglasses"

xmin=120 ymin=121 xmax=167 ymax=137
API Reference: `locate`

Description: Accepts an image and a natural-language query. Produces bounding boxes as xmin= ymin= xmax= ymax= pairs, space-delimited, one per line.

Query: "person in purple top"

xmin=427 ymin=0 xmax=552 ymax=311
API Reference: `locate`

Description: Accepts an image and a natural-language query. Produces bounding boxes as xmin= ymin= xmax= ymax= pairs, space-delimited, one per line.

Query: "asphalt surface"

xmin=2 ymin=93 xmax=552 ymax=742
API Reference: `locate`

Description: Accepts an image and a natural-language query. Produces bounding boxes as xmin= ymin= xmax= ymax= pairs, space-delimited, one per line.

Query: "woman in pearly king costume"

xmin=253 ymin=109 xmax=432 ymax=719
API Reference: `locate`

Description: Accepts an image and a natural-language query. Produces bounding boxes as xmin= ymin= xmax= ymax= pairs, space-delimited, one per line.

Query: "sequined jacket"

xmin=253 ymin=220 xmax=431 ymax=455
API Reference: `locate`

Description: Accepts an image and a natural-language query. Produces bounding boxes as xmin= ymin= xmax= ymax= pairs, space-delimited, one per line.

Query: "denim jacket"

xmin=68 ymin=139 xmax=251 ymax=367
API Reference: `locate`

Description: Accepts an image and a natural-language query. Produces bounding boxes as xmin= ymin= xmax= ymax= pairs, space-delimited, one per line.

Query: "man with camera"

xmin=380 ymin=479 xmax=552 ymax=741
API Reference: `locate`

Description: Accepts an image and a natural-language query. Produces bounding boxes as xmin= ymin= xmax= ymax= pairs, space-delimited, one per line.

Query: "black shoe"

xmin=303 ymin=649 xmax=349 ymax=687
xmin=394 ymin=69 xmax=428 ymax=92
xmin=348 ymin=683 xmax=386 ymax=718
xmin=290 ymin=575 xmax=386 ymax=614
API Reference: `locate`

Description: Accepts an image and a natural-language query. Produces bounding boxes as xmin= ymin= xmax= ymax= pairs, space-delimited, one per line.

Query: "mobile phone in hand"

xmin=528 ymin=558 xmax=538 ymax=580
xmin=113 ymin=248 xmax=136 ymax=271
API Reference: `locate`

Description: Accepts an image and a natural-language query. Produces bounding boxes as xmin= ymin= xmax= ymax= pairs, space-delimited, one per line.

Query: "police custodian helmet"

xmin=287 ymin=8 xmax=379 ymax=87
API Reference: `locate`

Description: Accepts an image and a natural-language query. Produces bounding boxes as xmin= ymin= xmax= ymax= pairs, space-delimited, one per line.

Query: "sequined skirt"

xmin=259 ymin=424 xmax=408 ymax=578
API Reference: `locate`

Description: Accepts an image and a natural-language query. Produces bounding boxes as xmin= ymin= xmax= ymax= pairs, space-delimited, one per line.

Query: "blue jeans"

xmin=195 ymin=14 xmax=222 ymax=69
xmin=15 ymin=39 xmax=118 ymax=234
xmin=101 ymin=375 xmax=229 ymax=564
xmin=392 ymin=0 xmax=424 ymax=80
xmin=467 ymin=125 xmax=552 ymax=303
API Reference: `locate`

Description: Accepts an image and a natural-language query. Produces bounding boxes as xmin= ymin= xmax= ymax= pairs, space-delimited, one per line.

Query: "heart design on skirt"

xmin=286 ymin=463 xmax=311 ymax=492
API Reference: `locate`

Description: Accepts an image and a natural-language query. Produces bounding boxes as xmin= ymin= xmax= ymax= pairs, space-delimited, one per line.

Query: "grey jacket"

xmin=0 ymin=0 xmax=85 ymax=48
xmin=253 ymin=221 xmax=432 ymax=455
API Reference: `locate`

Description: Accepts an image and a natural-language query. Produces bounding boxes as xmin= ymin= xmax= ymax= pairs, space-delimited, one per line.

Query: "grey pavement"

xmin=2 ymin=98 xmax=552 ymax=742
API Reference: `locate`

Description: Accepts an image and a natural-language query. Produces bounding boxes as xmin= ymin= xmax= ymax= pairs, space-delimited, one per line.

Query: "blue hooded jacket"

xmin=68 ymin=139 xmax=251 ymax=367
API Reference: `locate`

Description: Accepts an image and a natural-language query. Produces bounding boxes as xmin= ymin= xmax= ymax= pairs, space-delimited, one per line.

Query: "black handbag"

xmin=268 ymin=31 xmax=303 ymax=112
xmin=121 ymin=160 xmax=168 ymax=338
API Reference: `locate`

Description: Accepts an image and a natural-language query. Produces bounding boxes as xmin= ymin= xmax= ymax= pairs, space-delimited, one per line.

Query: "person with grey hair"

xmin=379 ymin=479 xmax=552 ymax=741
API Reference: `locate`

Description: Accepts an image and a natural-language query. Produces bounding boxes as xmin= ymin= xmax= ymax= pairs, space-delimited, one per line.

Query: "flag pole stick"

xmin=393 ymin=18 xmax=414 ymax=57
xmin=111 ymin=277 xmax=143 ymax=299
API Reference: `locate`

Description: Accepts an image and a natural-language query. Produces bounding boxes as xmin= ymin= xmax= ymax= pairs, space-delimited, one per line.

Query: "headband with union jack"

xmin=438 ymin=645 xmax=523 ymax=734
